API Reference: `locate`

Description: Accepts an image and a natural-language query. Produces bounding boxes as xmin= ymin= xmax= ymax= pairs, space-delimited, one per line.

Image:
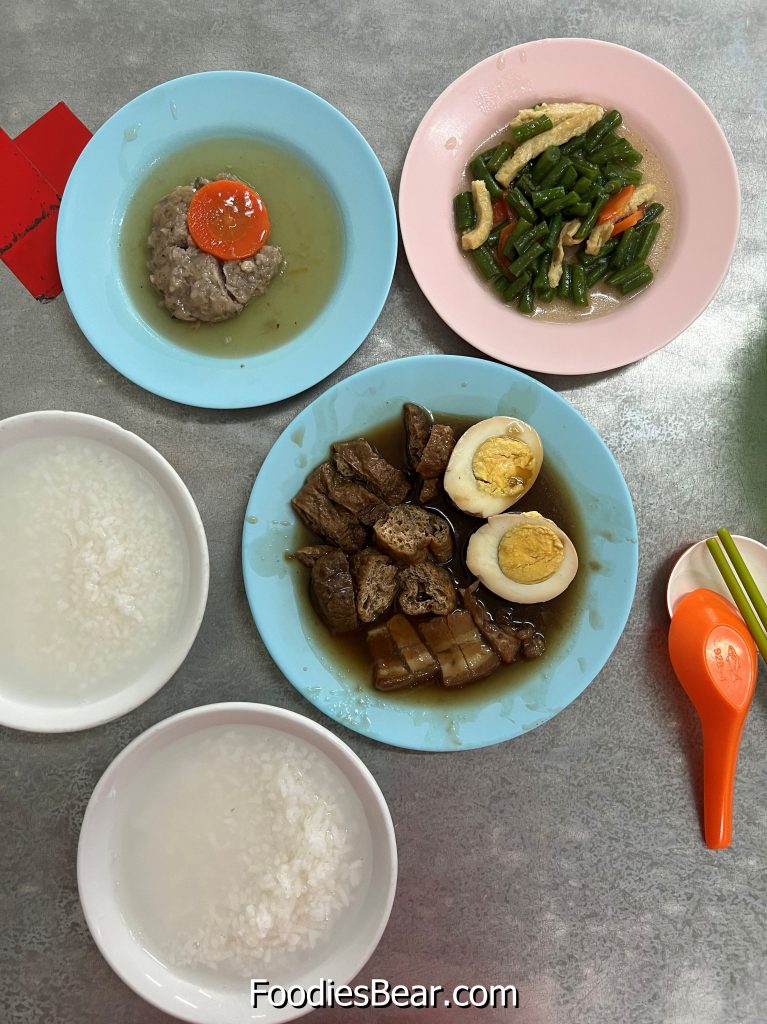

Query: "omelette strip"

xmin=509 ymin=102 xmax=604 ymax=129
xmin=495 ymin=106 xmax=604 ymax=187
xmin=585 ymin=183 xmax=657 ymax=255
xmin=461 ymin=179 xmax=493 ymax=250
xmin=548 ymin=219 xmax=582 ymax=288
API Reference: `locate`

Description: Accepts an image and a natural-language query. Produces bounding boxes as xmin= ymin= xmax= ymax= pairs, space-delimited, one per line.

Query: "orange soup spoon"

xmin=668 ymin=588 xmax=757 ymax=849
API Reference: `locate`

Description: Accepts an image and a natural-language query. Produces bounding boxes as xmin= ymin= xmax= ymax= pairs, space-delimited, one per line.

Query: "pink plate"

xmin=399 ymin=39 xmax=740 ymax=375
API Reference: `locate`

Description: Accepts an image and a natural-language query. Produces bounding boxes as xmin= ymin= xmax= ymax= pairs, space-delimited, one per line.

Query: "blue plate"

xmin=57 ymin=72 xmax=396 ymax=409
xmin=242 ymin=355 xmax=638 ymax=751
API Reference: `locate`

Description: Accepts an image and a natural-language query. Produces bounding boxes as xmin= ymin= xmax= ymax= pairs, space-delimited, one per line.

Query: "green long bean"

xmin=557 ymin=262 xmax=572 ymax=299
xmin=636 ymin=203 xmax=664 ymax=228
xmin=607 ymin=259 xmax=647 ymax=287
xmin=618 ymin=265 xmax=653 ymax=293
xmin=532 ymin=186 xmax=566 ymax=208
xmin=634 ymin=222 xmax=660 ymax=263
xmin=585 ymin=259 xmax=611 ymax=288
xmin=486 ymin=141 xmax=514 ymax=174
xmin=507 ymin=242 xmax=545 ymax=277
xmin=605 ymin=164 xmax=642 ymax=185
xmin=611 ymin=226 xmax=638 ymax=270
xmin=579 ymin=237 xmax=618 ymax=265
xmin=583 ymin=110 xmax=623 ymax=153
xmin=571 ymin=156 xmax=601 ymax=181
xmin=517 ymin=281 xmax=536 ymax=315
xmin=571 ymin=264 xmax=588 ymax=306
xmin=504 ymin=217 xmax=533 ymax=257
xmin=542 ymin=212 xmax=563 ymax=252
xmin=540 ymin=158 xmax=572 ymax=189
xmin=531 ymin=146 xmax=561 ymax=183
xmin=469 ymin=156 xmax=504 ymax=199
xmin=560 ymin=164 xmax=579 ymax=191
xmin=469 ymin=245 xmax=503 ymax=280
xmin=534 ymin=253 xmax=552 ymax=293
xmin=503 ymin=272 xmax=532 ymax=303
xmin=540 ymin=190 xmax=581 ymax=216
xmin=511 ymin=115 xmax=553 ymax=144
xmin=453 ymin=192 xmax=474 ymax=231
xmin=574 ymin=194 xmax=609 ymax=239
xmin=506 ymin=188 xmax=537 ymax=222
xmin=514 ymin=222 xmax=549 ymax=255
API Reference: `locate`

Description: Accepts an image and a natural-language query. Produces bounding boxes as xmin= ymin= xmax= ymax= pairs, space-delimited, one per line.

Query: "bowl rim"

xmin=77 ymin=701 xmax=398 ymax=1024
xmin=57 ymin=69 xmax=397 ymax=409
xmin=0 ymin=409 xmax=209 ymax=732
xmin=399 ymin=37 xmax=741 ymax=375
xmin=666 ymin=535 xmax=767 ymax=618
xmin=242 ymin=353 xmax=639 ymax=751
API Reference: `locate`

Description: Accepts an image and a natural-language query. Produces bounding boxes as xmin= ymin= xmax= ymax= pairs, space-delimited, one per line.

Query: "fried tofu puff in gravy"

xmin=467 ymin=512 xmax=578 ymax=603
xmin=443 ymin=417 xmax=543 ymax=517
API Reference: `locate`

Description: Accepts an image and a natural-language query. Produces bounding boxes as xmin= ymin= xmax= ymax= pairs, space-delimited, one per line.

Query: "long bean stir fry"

xmin=453 ymin=103 xmax=665 ymax=315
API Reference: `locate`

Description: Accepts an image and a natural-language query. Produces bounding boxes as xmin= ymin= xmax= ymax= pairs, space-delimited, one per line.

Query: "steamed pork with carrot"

xmin=453 ymin=103 xmax=668 ymax=316
xmin=148 ymin=173 xmax=282 ymax=323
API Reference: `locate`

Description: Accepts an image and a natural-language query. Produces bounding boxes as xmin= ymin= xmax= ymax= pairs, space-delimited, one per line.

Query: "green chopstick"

xmin=706 ymin=534 xmax=767 ymax=661
xmin=717 ymin=528 xmax=767 ymax=630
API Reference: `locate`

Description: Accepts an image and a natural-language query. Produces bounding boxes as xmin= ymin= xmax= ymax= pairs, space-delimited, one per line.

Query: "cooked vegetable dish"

xmin=453 ymin=102 xmax=667 ymax=316
xmin=290 ymin=405 xmax=580 ymax=694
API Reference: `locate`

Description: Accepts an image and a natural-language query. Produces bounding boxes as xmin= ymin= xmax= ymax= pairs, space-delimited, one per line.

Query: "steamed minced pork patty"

xmin=147 ymin=173 xmax=282 ymax=323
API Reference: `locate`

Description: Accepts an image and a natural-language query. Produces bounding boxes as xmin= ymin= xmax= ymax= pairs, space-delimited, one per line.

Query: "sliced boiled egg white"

xmin=466 ymin=512 xmax=578 ymax=604
xmin=443 ymin=416 xmax=543 ymax=517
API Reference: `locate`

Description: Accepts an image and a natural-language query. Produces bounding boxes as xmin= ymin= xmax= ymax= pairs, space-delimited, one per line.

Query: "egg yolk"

xmin=471 ymin=436 xmax=536 ymax=498
xmin=497 ymin=522 xmax=564 ymax=584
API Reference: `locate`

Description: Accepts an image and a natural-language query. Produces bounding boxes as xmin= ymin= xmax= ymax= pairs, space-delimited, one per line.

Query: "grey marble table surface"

xmin=1 ymin=2 xmax=766 ymax=1022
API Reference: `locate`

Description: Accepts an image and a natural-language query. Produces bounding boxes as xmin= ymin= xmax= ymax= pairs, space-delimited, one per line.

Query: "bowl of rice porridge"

xmin=78 ymin=702 xmax=398 ymax=1024
xmin=0 ymin=410 xmax=209 ymax=732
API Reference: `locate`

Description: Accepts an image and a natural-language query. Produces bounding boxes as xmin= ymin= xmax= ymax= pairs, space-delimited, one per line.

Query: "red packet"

xmin=15 ymin=102 xmax=92 ymax=195
xmin=0 ymin=104 xmax=92 ymax=300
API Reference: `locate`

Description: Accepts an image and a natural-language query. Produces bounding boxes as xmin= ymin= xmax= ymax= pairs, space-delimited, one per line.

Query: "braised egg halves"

xmin=443 ymin=416 xmax=543 ymax=517
xmin=467 ymin=512 xmax=578 ymax=603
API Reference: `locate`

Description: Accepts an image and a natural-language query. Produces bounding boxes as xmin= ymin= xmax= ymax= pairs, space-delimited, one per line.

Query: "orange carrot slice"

xmin=187 ymin=179 xmax=270 ymax=260
xmin=491 ymin=198 xmax=507 ymax=226
xmin=611 ymin=209 xmax=643 ymax=236
xmin=597 ymin=184 xmax=635 ymax=225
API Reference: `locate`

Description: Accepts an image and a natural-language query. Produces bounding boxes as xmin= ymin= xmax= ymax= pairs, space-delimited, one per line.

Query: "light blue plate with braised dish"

xmin=243 ymin=355 xmax=638 ymax=751
xmin=57 ymin=71 xmax=396 ymax=408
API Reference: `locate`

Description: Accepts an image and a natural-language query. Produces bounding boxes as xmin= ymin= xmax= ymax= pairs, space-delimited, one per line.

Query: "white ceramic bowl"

xmin=667 ymin=535 xmax=767 ymax=618
xmin=0 ymin=410 xmax=209 ymax=732
xmin=78 ymin=702 xmax=398 ymax=1024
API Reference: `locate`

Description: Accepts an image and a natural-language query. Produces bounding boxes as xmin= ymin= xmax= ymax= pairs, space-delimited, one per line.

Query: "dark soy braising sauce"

xmin=292 ymin=413 xmax=588 ymax=709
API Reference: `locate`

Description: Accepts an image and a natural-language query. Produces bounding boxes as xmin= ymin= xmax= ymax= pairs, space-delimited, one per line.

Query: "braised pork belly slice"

xmin=460 ymin=581 xmax=522 ymax=663
xmin=367 ymin=613 xmax=440 ymax=691
xmin=418 ymin=611 xmax=499 ymax=688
